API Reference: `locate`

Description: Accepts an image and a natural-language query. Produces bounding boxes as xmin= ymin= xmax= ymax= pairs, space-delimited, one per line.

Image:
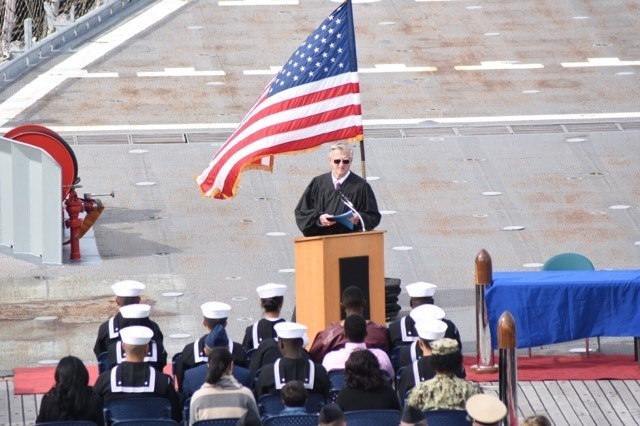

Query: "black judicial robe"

xmin=388 ymin=315 xmax=462 ymax=352
xmin=93 ymin=361 xmax=182 ymax=422
xmin=93 ymin=313 xmax=165 ymax=358
xmin=242 ymin=317 xmax=286 ymax=350
xmin=396 ymin=355 xmax=466 ymax=400
xmin=253 ymin=357 xmax=330 ymax=399
xmin=295 ymin=171 xmax=381 ymax=237
xmin=174 ymin=335 xmax=247 ymax=391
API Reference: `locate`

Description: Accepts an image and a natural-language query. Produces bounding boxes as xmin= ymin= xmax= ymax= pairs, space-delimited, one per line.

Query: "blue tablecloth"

xmin=485 ymin=270 xmax=640 ymax=349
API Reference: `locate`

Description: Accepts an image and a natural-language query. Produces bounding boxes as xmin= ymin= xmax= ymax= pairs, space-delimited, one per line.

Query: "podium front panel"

xmin=294 ymin=231 xmax=385 ymax=347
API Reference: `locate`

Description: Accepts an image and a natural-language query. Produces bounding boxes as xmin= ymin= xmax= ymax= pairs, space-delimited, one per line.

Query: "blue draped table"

xmin=485 ymin=270 xmax=640 ymax=349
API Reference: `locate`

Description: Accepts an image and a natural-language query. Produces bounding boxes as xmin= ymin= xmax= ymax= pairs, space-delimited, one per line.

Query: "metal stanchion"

xmin=471 ymin=248 xmax=498 ymax=373
xmin=498 ymin=311 xmax=518 ymax=426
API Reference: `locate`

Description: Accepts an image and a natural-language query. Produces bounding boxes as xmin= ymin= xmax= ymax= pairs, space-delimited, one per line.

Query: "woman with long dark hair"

xmin=189 ymin=347 xmax=261 ymax=425
xmin=336 ymin=349 xmax=400 ymax=412
xmin=36 ymin=356 xmax=103 ymax=425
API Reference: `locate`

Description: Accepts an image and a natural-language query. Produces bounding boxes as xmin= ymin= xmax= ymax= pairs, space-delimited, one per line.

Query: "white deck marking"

xmin=5 ymin=111 xmax=640 ymax=135
xmin=137 ymin=68 xmax=225 ymax=77
xmin=243 ymin=63 xmax=436 ymax=75
xmin=0 ymin=0 xmax=188 ymax=127
xmin=219 ymin=0 xmax=298 ymax=5
xmin=455 ymin=61 xmax=544 ymax=70
xmin=561 ymin=57 xmax=640 ymax=68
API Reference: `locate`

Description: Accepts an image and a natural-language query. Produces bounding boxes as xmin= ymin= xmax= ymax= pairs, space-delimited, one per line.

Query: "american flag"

xmin=196 ymin=0 xmax=362 ymax=199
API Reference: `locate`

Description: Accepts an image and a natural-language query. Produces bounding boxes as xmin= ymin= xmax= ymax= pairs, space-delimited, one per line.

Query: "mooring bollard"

xmin=471 ymin=248 xmax=498 ymax=373
xmin=498 ymin=311 xmax=518 ymax=426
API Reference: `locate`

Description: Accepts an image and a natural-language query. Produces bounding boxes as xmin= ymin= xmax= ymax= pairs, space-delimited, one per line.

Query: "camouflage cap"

xmin=430 ymin=337 xmax=459 ymax=355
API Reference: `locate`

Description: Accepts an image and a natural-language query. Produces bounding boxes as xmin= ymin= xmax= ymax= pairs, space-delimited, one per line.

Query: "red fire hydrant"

xmin=64 ymin=186 xmax=84 ymax=261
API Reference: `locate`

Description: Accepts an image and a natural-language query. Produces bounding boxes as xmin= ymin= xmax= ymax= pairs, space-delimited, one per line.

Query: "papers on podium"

xmin=327 ymin=211 xmax=355 ymax=230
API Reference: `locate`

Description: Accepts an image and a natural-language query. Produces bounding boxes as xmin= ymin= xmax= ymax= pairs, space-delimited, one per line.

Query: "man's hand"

xmin=319 ymin=213 xmax=337 ymax=227
xmin=348 ymin=215 xmax=360 ymax=225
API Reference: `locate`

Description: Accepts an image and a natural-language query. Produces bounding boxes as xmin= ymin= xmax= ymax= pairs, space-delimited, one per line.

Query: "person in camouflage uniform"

xmin=406 ymin=338 xmax=481 ymax=411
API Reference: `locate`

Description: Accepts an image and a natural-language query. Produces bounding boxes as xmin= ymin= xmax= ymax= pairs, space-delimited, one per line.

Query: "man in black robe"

xmin=295 ymin=142 xmax=381 ymax=237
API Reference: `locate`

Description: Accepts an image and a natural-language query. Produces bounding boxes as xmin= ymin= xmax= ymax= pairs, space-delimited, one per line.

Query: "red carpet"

xmin=13 ymin=364 xmax=172 ymax=395
xmin=13 ymin=355 xmax=640 ymax=394
xmin=464 ymin=354 xmax=640 ymax=382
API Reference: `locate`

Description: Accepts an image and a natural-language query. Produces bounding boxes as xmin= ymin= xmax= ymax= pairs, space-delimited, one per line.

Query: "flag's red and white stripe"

xmin=196 ymin=72 xmax=363 ymax=199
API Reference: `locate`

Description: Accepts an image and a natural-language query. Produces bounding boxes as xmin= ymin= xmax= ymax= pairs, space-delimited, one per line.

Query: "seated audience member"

xmin=106 ymin=303 xmax=167 ymax=371
xmin=248 ymin=329 xmax=312 ymax=378
xmin=399 ymin=405 xmax=427 ymax=426
xmin=407 ymin=338 xmax=481 ymax=411
xmin=182 ymin=325 xmax=252 ymax=401
xmin=36 ymin=356 xmax=104 ymax=426
xmin=397 ymin=318 xmax=465 ymax=399
xmin=388 ymin=282 xmax=462 ymax=351
xmin=280 ymin=380 xmax=309 ymax=415
xmin=318 ymin=403 xmax=346 ymax=426
xmin=94 ymin=326 xmax=182 ymax=422
xmin=522 ymin=414 xmax=552 ymax=426
xmin=309 ymin=286 xmax=389 ymax=363
xmin=175 ymin=301 xmax=247 ymax=392
xmin=242 ymin=283 xmax=288 ymax=350
xmin=253 ymin=322 xmax=330 ymax=399
xmin=465 ymin=394 xmax=507 ymax=426
xmin=322 ymin=314 xmax=394 ymax=379
xmin=93 ymin=280 xmax=164 ymax=358
xmin=395 ymin=304 xmax=446 ymax=370
xmin=335 ymin=349 xmax=400 ymax=412
xmin=189 ymin=347 xmax=261 ymax=426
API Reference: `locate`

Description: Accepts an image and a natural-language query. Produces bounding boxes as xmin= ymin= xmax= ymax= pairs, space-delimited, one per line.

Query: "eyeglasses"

xmin=333 ymin=159 xmax=350 ymax=165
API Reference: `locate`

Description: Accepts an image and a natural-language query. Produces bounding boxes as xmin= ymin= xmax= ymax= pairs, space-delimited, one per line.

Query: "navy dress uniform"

xmin=394 ymin=304 xmax=444 ymax=369
xmin=94 ymin=326 xmax=182 ymax=423
xmin=174 ymin=302 xmax=247 ymax=392
xmin=106 ymin=304 xmax=167 ymax=371
xmin=388 ymin=282 xmax=462 ymax=351
xmin=253 ymin=322 xmax=329 ymax=399
xmin=397 ymin=319 xmax=465 ymax=399
xmin=242 ymin=283 xmax=288 ymax=350
xmin=93 ymin=280 xmax=165 ymax=358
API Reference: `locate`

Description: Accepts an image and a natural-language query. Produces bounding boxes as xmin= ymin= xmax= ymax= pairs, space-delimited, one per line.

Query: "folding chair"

xmin=343 ymin=409 xmax=402 ymax=426
xmin=103 ymin=397 xmax=172 ymax=425
xmin=262 ymin=413 xmax=319 ymax=425
xmin=423 ymin=409 xmax=471 ymax=426
xmin=542 ymin=252 xmax=598 ymax=356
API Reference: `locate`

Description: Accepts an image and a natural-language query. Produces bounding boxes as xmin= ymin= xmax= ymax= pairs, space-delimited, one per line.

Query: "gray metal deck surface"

xmin=1 ymin=0 xmax=640 ymax=424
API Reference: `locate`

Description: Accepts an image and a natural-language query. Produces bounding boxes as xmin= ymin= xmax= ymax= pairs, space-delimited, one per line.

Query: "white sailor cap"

xmin=409 ymin=304 xmax=446 ymax=322
xmin=415 ymin=319 xmax=448 ymax=341
xmin=274 ymin=322 xmax=307 ymax=339
xmin=201 ymin=302 xmax=232 ymax=319
xmin=119 ymin=303 xmax=151 ymax=319
xmin=406 ymin=282 xmax=437 ymax=298
xmin=120 ymin=326 xmax=153 ymax=345
xmin=256 ymin=283 xmax=287 ymax=299
xmin=111 ymin=280 xmax=145 ymax=297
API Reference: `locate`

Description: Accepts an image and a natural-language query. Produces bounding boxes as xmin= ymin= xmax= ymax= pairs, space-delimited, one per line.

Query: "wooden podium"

xmin=294 ymin=230 xmax=385 ymax=345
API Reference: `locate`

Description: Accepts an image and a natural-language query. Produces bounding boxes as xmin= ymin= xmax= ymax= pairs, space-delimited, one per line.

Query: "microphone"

xmin=336 ymin=187 xmax=366 ymax=232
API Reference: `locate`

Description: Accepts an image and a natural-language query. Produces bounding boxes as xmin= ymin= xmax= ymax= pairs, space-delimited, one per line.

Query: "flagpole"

xmin=359 ymin=139 xmax=366 ymax=180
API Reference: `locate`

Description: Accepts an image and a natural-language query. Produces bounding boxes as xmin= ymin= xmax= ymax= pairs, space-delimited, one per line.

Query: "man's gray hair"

xmin=328 ymin=142 xmax=353 ymax=158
